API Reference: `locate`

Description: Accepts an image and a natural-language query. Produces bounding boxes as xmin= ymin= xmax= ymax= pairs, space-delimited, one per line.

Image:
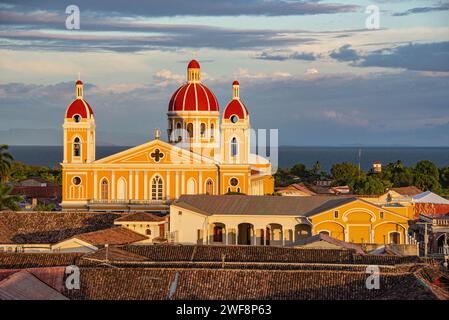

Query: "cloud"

xmin=329 ymin=44 xmax=360 ymax=62
xmin=392 ymin=3 xmax=449 ymax=16
xmin=329 ymin=42 xmax=449 ymax=72
xmin=2 ymin=71 xmax=449 ymax=146
xmin=2 ymin=1 xmax=358 ymax=17
xmin=305 ymin=68 xmax=319 ymax=75
xmin=359 ymin=42 xmax=449 ymax=72
xmin=256 ymin=50 xmax=319 ymax=61
xmin=153 ymin=69 xmax=184 ymax=87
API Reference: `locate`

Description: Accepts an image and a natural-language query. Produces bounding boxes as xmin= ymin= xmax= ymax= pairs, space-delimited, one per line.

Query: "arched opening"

xmin=231 ymin=137 xmax=238 ymax=157
xmin=211 ymin=223 xmax=225 ymax=243
xmin=238 ymin=223 xmax=254 ymax=245
xmin=187 ymin=123 xmax=194 ymax=139
xmin=266 ymin=223 xmax=283 ymax=246
xmin=151 ymin=175 xmax=164 ymax=200
xmin=100 ymin=179 xmax=109 ymax=200
xmin=205 ymin=179 xmax=214 ymax=195
xmin=437 ymin=234 xmax=447 ymax=254
xmin=176 ymin=122 xmax=182 ymax=142
xmin=294 ymin=224 xmax=312 ymax=242
xmin=73 ymin=137 xmax=81 ymax=157
xmin=389 ymin=232 xmax=401 ymax=245
xmin=187 ymin=178 xmax=197 ymax=195
xmin=200 ymin=123 xmax=206 ymax=138
xmin=117 ymin=178 xmax=127 ymax=200
xmin=146 ymin=229 xmax=151 ymax=236
xmin=210 ymin=123 xmax=215 ymax=139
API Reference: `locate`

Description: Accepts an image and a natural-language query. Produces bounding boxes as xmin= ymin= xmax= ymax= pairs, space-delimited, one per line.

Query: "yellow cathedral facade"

xmin=61 ymin=60 xmax=274 ymax=211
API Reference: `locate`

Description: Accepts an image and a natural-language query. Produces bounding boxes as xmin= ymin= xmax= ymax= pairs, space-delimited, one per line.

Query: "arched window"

xmin=389 ymin=232 xmax=400 ymax=245
xmin=210 ymin=123 xmax=215 ymax=139
xmin=205 ymin=179 xmax=214 ymax=195
xmin=200 ymin=123 xmax=206 ymax=138
xmin=213 ymin=225 xmax=224 ymax=242
xmin=187 ymin=178 xmax=197 ymax=195
xmin=151 ymin=175 xmax=163 ymax=200
xmin=231 ymin=137 xmax=238 ymax=157
xmin=73 ymin=137 xmax=81 ymax=157
xmin=117 ymin=178 xmax=127 ymax=200
xmin=100 ymin=179 xmax=109 ymax=200
xmin=187 ymin=123 xmax=194 ymax=139
xmin=176 ymin=122 xmax=182 ymax=142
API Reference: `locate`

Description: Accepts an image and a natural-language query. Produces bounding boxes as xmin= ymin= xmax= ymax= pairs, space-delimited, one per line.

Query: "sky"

xmin=0 ymin=0 xmax=448 ymax=146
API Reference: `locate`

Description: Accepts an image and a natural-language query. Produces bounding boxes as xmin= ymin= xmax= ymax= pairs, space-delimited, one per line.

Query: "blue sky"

xmin=0 ymin=0 xmax=448 ymax=146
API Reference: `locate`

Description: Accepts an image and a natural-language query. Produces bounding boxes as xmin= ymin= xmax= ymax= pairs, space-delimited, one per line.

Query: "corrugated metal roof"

xmin=174 ymin=195 xmax=356 ymax=216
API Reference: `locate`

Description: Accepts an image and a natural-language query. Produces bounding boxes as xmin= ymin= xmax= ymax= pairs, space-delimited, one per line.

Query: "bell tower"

xmin=63 ymin=79 xmax=96 ymax=164
xmin=221 ymin=80 xmax=250 ymax=164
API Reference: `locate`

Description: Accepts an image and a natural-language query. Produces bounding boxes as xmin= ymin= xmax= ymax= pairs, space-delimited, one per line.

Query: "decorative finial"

xmin=78 ymin=71 xmax=80 ymax=81
xmin=154 ymin=128 xmax=161 ymax=140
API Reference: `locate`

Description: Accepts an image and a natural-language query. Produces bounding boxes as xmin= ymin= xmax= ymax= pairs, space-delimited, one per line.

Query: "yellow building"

xmin=170 ymin=195 xmax=411 ymax=245
xmin=62 ymin=60 xmax=274 ymax=211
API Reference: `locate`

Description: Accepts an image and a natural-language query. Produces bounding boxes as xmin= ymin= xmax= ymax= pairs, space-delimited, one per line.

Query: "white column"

xmin=143 ymin=171 xmax=148 ymax=200
xmin=199 ymin=171 xmax=203 ymax=194
xmin=63 ymin=129 xmax=67 ymax=163
xmin=111 ymin=171 xmax=116 ymax=200
xmin=181 ymin=171 xmax=185 ymax=195
xmin=93 ymin=171 xmax=98 ymax=199
xmin=135 ymin=171 xmax=139 ymax=200
xmin=175 ymin=171 xmax=179 ymax=199
xmin=129 ymin=171 xmax=133 ymax=200
xmin=166 ymin=171 xmax=171 ymax=200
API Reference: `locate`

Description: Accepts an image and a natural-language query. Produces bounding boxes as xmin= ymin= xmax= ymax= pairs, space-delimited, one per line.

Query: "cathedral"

xmin=61 ymin=60 xmax=274 ymax=211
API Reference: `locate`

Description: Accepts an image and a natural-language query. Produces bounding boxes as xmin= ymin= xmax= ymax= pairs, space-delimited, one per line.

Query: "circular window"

xmin=230 ymin=178 xmax=239 ymax=186
xmin=73 ymin=177 xmax=81 ymax=185
xmin=73 ymin=114 xmax=81 ymax=123
xmin=230 ymin=115 xmax=239 ymax=123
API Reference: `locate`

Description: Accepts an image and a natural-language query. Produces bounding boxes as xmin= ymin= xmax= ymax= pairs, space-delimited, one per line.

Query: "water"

xmin=6 ymin=146 xmax=449 ymax=171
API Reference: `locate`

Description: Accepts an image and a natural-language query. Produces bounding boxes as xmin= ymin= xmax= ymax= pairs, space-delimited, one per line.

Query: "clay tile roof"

xmin=0 ymin=221 xmax=13 ymax=244
xmin=114 ymin=212 xmax=165 ymax=223
xmin=294 ymin=234 xmax=365 ymax=254
xmin=0 ymin=270 xmax=68 ymax=300
xmin=175 ymin=195 xmax=356 ymax=217
xmin=0 ymin=211 xmax=120 ymax=244
xmin=81 ymin=246 xmax=149 ymax=262
xmin=390 ymin=186 xmax=423 ymax=196
xmin=73 ymin=227 xmax=148 ymax=246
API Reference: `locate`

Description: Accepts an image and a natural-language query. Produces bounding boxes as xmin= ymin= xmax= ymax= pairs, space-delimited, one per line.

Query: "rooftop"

xmin=174 ymin=195 xmax=356 ymax=217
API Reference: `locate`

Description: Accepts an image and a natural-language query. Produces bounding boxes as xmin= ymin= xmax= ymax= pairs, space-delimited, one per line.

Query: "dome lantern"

xmin=76 ymin=79 xmax=83 ymax=99
xmin=232 ymin=80 xmax=240 ymax=100
xmin=187 ymin=59 xmax=201 ymax=83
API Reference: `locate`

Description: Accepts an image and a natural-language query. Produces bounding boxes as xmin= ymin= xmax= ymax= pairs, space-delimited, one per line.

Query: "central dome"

xmin=168 ymin=60 xmax=219 ymax=112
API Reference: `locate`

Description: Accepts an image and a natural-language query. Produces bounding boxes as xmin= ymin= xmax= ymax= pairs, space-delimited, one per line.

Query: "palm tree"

xmin=0 ymin=184 xmax=22 ymax=211
xmin=0 ymin=145 xmax=14 ymax=181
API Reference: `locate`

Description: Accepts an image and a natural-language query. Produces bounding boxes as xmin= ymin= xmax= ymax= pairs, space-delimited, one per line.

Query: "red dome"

xmin=224 ymin=99 xmax=249 ymax=120
xmin=188 ymin=59 xmax=200 ymax=69
xmin=232 ymin=80 xmax=239 ymax=85
xmin=168 ymin=82 xmax=219 ymax=112
xmin=76 ymin=80 xmax=83 ymax=85
xmin=65 ymin=99 xmax=94 ymax=119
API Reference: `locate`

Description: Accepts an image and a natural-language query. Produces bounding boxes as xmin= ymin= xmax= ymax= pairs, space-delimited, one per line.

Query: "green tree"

xmin=312 ymin=161 xmax=321 ymax=175
xmin=331 ymin=162 xmax=363 ymax=187
xmin=0 ymin=184 xmax=22 ymax=211
xmin=382 ymin=161 xmax=414 ymax=187
xmin=439 ymin=166 xmax=449 ymax=189
xmin=34 ymin=203 xmax=56 ymax=211
xmin=0 ymin=145 xmax=14 ymax=181
xmin=414 ymin=160 xmax=441 ymax=192
xmin=354 ymin=175 xmax=392 ymax=195
xmin=291 ymin=163 xmax=307 ymax=179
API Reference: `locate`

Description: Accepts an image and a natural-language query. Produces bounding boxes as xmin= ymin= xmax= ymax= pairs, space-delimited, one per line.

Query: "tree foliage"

xmin=0 ymin=184 xmax=22 ymax=211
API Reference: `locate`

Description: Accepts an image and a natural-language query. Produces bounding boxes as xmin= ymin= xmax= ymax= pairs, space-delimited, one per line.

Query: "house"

xmin=412 ymin=191 xmax=449 ymax=219
xmin=413 ymin=213 xmax=449 ymax=256
xmin=169 ymin=195 xmax=411 ymax=246
xmin=113 ymin=212 xmax=168 ymax=243
xmin=276 ymin=183 xmax=316 ymax=197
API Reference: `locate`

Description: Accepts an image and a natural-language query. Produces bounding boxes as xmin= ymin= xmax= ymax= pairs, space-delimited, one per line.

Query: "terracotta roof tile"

xmin=73 ymin=227 xmax=148 ymax=246
xmin=390 ymin=186 xmax=423 ymax=196
xmin=114 ymin=212 xmax=165 ymax=223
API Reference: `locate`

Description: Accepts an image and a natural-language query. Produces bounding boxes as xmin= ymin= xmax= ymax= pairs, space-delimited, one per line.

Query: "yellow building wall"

xmin=310 ymin=200 xmax=409 ymax=244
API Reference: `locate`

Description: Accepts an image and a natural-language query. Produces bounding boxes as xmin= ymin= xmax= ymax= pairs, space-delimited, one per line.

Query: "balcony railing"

xmin=88 ymin=199 xmax=168 ymax=205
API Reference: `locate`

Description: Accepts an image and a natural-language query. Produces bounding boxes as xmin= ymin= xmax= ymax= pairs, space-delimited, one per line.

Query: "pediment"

xmin=94 ymin=139 xmax=216 ymax=165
